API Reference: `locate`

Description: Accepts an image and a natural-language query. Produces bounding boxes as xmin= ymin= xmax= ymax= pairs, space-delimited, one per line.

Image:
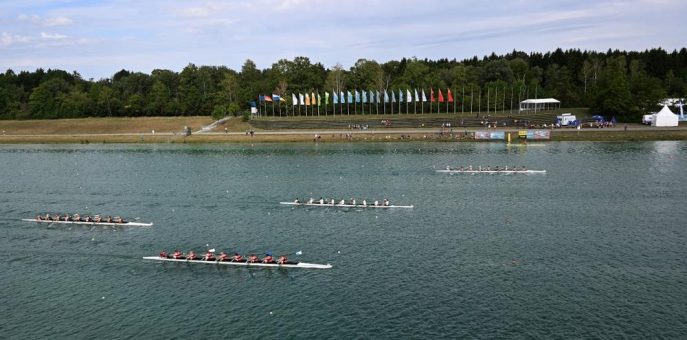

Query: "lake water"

xmin=1 ymin=142 xmax=686 ymax=339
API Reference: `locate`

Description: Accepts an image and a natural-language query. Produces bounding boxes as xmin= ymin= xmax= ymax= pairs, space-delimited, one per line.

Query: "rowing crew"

xmin=294 ymin=197 xmax=391 ymax=206
xmin=445 ymin=165 xmax=527 ymax=171
xmin=35 ymin=213 xmax=125 ymax=223
xmin=159 ymin=250 xmax=291 ymax=264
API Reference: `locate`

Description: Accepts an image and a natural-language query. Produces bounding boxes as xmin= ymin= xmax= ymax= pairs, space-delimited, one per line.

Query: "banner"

xmin=474 ymin=131 xmax=505 ymax=140
xmin=525 ymin=130 xmax=551 ymax=139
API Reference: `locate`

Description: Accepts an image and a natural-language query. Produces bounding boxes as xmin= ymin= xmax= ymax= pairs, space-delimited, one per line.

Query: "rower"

xmin=308 ymin=198 xmax=314 ymax=204
xmin=339 ymin=199 xmax=345 ymax=205
xmin=330 ymin=198 xmax=335 ymax=205
xmin=374 ymin=200 xmax=379 ymax=206
xmin=494 ymin=166 xmax=500 ymax=171
xmin=468 ymin=165 xmax=473 ymax=171
xmin=362 ymin=199 xmax=367 ymax=207
xmin=319 ymin=197 xmax=324 ymax=204
xmin=186 ymin=251 xmax=197 ymax=260
xmin=93 ymin=215 xmax=102 ymax=223
xmin=63 ymin=213 xmax=70 ymax=221
xmin=351 ymin=198 xmax=356 ymax=205
xmin=202 ymin=250 xmax=215 ymax=261
xmin=262 ymin=253 xmax=274 ymax=263
xmin=294 ymin=197 xmax=300 ymax=204
xmin=247 ymin=254 xmax=259 ymax=263
xmin=521 ymin=166 xmax=527 ymax=171
xmin=83 ymin=215 xmax=91 ymax=222
xmin=44 ymin=213 xmax=50 ymax=220
xmin=218 ymin=251 xmax=229 ymax=261
xmin=232 ymin=252 xmax=244 ymax=262
xmin=36 ymin=215 xmax=42 ymax=221
xmin=159 ymin=250 xmax=168 ymax=258
xmin=172 ymin=250 xmax=183 ymax=259
xmin=383 ymin=198 xmax=390 ymax=206
xmin=277 ymin=255 xmax=288 ymax=264
xmin=113 ymin=216 xmax=123 ymax=223
xmin=106 ymin=216 xmax=112 ymax=223
xmin=459 ymin=166 xmax=464 ymax=171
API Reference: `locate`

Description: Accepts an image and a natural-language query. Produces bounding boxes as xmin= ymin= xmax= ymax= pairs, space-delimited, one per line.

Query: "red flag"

xmin=447 ymin=89 xmax=454 ymax=103
xmin=438 ymin=89 xmax=444 ymax=103
xmin=430 ymin=88 xmax=435 ymax=102
xmin=264 ymin=95 xmax=273 ymax=102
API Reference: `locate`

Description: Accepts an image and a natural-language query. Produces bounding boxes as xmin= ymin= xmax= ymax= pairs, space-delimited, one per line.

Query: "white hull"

xmin=280 ymin=202 xmax=413 ymax=209
xmin=142 ymin=256 xmax=332 ymax=269
xmin=22 ymin=218 xmax=153 ymax=227
xmin=436 ymin=170 xmax=546 ymax=174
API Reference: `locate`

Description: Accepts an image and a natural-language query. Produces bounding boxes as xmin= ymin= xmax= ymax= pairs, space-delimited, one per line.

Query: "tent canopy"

xmin=652 ymin=105 xmax=679 ymax=127
xmin=519 ymin=98 xmax=560 ymax=112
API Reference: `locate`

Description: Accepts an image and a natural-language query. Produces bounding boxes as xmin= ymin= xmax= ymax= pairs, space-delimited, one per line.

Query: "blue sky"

xmin=1 ymin=0 xmax=685 ymax=79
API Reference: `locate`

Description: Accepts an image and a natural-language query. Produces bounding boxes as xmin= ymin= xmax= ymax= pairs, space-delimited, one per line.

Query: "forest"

xmin=0 ymin=48 xmax=685 ymax=121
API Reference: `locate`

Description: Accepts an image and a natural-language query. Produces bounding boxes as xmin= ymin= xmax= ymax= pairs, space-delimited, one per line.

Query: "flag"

xmin=422 ymin=89 xmax=427 ymax=102
xmin=347 ymin=91 xmax=353 ymax=103
xmin=355 ymin=90 xmax=360 ymax=103
xmin=305 ymin=93 xmax=310 ymax=106
xmin=362 ymin=90 xmax=367 ymax=103
xmin=430 ymin=88 xmax=435 ymax=102
xmin=325 ymin=91 xmax=330 ymax=105
xmin=249 ymin=101 xmax=257 ymax=108
xmin=317 ymin=93 xmax=321 ymax=106
xmin=384 ymin=90 xmax=389 ymax=103
xmin=259 ymin=95 xmax=265 ymax=102
xmin=447 ymin=89 xmax=454 ymax=103
xmin=311 ymin=92 xmax=316 ymax=106
xmin=438 ymin=89 xmax=444 ymax=102
xmin=407 ymin=89 xmax=412 ymax=103
xmin=392 ymin=91 xmax=396 ymax=103
xmin=273 ymin=94 xmax=281 ymax=102
xmin=333 ymin=91 xmax=339 ymax=104
xmin=398 ymin=89 xmax=403 ymax=102
xmin=340 ymin=91 xmax=345 ymax=104
xmin=264 ymin=95 xmax=273 ymax=102
xmin=299 ymin=93 xmax=304 ymax=105
xmin=369 ymin=90 xmax=374 ymax=104
xmin=376 ymin=90 xmax=381 ymax=103
xmin=414 ymin=89 xmax=419 ymax=102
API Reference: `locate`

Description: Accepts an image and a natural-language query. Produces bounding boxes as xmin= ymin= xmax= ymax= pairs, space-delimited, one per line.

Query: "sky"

xmin=1 ymin=0 xmax=685 ymax=79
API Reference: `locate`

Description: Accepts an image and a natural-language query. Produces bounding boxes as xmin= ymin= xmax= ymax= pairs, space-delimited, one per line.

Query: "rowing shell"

xmin=142 ymin=256 xmax=332 ymax=269
xmin=280 ymin=202 xmax=414 ymax=209
xmin=22 ymin=218 xmax=153 ymax=227
xmin=436 ymin=170 xmax=546 ymax=174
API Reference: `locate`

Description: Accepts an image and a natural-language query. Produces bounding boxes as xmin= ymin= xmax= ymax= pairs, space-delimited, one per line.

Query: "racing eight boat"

xmin=22 ymin=218 xmax=153 ymax=227
xmin=142 ymin=256 xmax=332 ymax=269
xmin=280 ymin=202 xmax=414 ymax=209
xmin=436 ymin=169 xmax=546 ymax=174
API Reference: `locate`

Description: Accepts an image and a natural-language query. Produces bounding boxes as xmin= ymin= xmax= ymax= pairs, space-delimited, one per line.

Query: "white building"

xmin=519 ymin=98 xmax=561 ymax=112
xmin=651 ymin=105 xmax=679 ymax=127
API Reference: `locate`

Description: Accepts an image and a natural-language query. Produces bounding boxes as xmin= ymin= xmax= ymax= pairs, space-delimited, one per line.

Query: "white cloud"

xmin=18 ymin=14 xmax=72 ymax=26
xmin=0 ymin=32 xmax=32 ymax=47
xmin=40 ymin=32 xmax=67 ymax=40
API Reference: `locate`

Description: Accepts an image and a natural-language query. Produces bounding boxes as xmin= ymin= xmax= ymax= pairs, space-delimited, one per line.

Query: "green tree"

xmin=592 ymin=56 xmax=632 ymax=118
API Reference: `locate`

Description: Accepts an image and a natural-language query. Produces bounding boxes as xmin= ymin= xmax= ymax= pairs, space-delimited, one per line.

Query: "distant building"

xmin=519 ymin=98 xmax=561 ymax=112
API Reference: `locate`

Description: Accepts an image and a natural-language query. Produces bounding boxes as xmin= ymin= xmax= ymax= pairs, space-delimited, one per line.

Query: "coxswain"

xmin=113 ymin=216 xmax=123 ymax=223
xmin=232 ymin=253 xmax=244 ymax=262
xmin=294 ymin=197 xmax=300 ymax=204
xmin=172 ymin=250 xmax=183 ymax=259
xmin=247 ymin=254 xmax=259 ymax=263
xmin=186 ymin=251 xmax=197 ymax=260
xmin=159 ymin=250 xmax=168 ymax=258
xmin=218 ymin=251 xmax=229 ymax=261
xmin=446 ymin=165 xmax=451 ymax=170
xmin=202 ymin=250 xmax=215 ymax=261
xmin=262 ymin=253 xmax=274 ymax=263
xmin=277 ymin=255 xmax=288 ymax=264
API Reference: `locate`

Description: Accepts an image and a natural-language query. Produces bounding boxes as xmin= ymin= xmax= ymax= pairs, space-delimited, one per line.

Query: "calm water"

xmin=1 ymin=142 xmax=686 ymax=339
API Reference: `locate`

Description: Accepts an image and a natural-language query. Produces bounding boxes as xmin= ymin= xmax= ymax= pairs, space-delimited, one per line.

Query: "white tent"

xmin=652 ymin=105 xmax=679 ymax=127
xmin=519 ymin=98 xmax=560 ymax=112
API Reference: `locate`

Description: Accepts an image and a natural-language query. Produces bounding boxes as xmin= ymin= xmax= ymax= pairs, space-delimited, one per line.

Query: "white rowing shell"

xmin=436 ymin=170 xmax=546 ymax=174
xmin=142 ymin=256 xmax=332 ymax=269
xmin=279 ymin=202 xmax=414 ymax=209
xmin=22 ymin=218 xmax=153 ymax=227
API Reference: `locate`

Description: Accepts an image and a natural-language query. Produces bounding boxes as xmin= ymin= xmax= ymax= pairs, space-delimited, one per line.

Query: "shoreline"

xmin=1 ymin=127 xmax=687 ymax=144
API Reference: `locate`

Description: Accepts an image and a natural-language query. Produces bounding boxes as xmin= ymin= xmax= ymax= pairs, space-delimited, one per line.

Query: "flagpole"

xmin=495 ymin=86 xmax=498 ymax=115
xmin=462 ymin=85 xmax=465 ymax=113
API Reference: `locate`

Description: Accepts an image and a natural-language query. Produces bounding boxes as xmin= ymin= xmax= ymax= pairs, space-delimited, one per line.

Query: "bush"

xmin=242 ymin=112 xmax=250 ymax=122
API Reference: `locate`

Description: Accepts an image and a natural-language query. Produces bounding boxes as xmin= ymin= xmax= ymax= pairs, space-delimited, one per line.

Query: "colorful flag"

xmin=447 ymin=89 xmax=454 ymax=103
xmin=362 ymin=90 xmax=367 ymax=103
xmin=398 ymin=89 xmax=403 ymax=102
xmin=258 ymin=95 xmax=265 ymax=102
xmin=384 ymin=90 xmax=389 ymax=103
xmin=406 ymin=89 xmax=412 ymax=103
xmin=305 ymin=93 xmax=310 ymax=106
xmin=333 ymin=90 xmax=338 ymax=104
xmin=299 ymin=93 xmax=304 ymax=105
xmin=264 ymin=95 xmax=273 ymax=102
xmin=340 ymin=91 xmax=345 ymax=104
xmin=392 ymin=91 xmax=396 ymax=103
xmin=369 ymin=90 xmax=374 ymax=104
xmin=430 ymin=88 xmax=435 ymax=102
xmin=377 ymin=90 xmax=381 ymax=103
xmin=273 ymin=94 xmax=281 ymax=102
xmin=292 ymin=93 xmax=298 ymax=106
xmin=354 ymin=90 xmax=360 ymax=103
xmin=311 ymin=92 xmax=316 ymax=106
xmin=414 ymin=89 xmax=419 ymax=102
xmin=317 ymin=93 xmax=321 ymax=106
xmin=438 ymin=89 xmax=444 ymax=103
xmin=325 ymin=91 xmax=330 ymax=105
xmin=347 ymin=91 xmax=353 ymax=103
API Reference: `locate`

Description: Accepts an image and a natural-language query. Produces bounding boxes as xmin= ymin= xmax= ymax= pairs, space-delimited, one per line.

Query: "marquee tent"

xmin=652 ymin=105 xmax=679 ymax=127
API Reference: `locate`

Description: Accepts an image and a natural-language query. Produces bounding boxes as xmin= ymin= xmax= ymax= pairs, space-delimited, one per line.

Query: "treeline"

xmin=0 ymin=48 xmax=685 ymax=120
